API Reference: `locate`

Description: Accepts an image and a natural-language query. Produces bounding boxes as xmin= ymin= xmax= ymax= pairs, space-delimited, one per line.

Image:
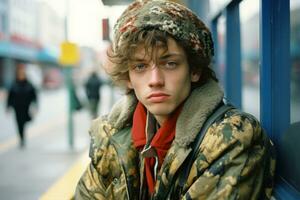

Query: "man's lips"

xmin=147 ymin=93 xmax=170 ymax=103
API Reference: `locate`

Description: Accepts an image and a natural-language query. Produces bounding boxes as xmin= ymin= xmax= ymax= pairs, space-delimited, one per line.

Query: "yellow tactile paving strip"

xmin=39 ymin=150 xmax=89 ymax=200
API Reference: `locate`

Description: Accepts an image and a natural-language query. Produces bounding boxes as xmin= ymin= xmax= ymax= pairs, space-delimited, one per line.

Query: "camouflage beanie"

xmin=113 ymin=0 xmax=214 ymax=61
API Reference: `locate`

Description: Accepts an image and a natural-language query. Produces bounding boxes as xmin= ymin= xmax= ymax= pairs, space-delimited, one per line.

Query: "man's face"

xmin=128 ymin=37 xmax=200 ymax=125
xmin=16 ymin=67 xmax=26 ymax=81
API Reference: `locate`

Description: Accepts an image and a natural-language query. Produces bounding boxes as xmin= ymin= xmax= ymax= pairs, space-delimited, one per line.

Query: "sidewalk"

xmin=0 ymin=85 xmax=120 ymax=200
xmin=0 ymin=108 xmax=91 ymax=200
xmin=0 ymin=87 xmax=93 ymax=200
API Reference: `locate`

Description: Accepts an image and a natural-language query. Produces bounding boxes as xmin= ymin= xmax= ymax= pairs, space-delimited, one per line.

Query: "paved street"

xmin=0 ymin=85 xmax=117 ymax=200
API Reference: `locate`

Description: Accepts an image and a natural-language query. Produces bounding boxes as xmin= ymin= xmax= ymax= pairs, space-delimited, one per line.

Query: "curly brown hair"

xmin=107 ymin=29 xmax=218 ymax=93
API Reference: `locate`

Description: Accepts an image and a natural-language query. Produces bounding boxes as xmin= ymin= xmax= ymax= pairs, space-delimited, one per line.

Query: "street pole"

xmin=65 ymin=67 xmax=74 ymax=148
xmin=64 ymin=0 xmax=74 ymax=149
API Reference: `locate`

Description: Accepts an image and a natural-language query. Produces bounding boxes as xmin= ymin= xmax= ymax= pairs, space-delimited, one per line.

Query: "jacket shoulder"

xmin=200 ymin=108 xmax=271 ymax=163
xmin=186 ymin=109 xmax=275 ymax=199
xmin=88 ymin=117 xmax=132 ymax=165
xmin=217 ymin=108 xmax=264 ymax=145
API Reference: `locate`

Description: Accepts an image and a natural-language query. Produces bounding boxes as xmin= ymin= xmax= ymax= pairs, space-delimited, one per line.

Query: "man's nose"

xmin=148 ymin=65 xmax=164 ymax=87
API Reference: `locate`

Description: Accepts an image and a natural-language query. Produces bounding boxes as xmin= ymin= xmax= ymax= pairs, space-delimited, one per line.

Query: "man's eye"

xmin=165 ymin=61 xmax=178 ymax=69
xmin=133 ymin=63 xmax=147 ymax=72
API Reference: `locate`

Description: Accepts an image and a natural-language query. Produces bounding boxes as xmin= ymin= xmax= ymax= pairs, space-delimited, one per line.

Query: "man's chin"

xmin=146 ymin=105 xmax=174 ymax=116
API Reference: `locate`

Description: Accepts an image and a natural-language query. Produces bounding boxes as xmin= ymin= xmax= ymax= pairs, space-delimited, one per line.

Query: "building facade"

xmin=0 ymin=0 xmax=65 ymax=88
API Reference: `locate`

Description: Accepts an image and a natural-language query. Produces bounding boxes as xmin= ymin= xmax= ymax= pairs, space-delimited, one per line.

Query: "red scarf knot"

xmin=131 ymin=102 xmax=182 ymax=194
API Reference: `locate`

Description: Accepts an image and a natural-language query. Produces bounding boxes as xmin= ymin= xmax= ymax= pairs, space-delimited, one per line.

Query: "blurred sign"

xmin=59 ymin=42 xmax=80 ymax=66
xmin=102 ymin=18 xmax=110 ymax=41
xmin=101 ymin=0 xmax=185 ymax=6
xmin=101 ymin=0 xmax=132 ymax=5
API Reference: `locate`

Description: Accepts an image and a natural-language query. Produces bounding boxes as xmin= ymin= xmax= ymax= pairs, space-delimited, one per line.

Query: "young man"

xmin=76 ymin=1 xmax=275 ymax=199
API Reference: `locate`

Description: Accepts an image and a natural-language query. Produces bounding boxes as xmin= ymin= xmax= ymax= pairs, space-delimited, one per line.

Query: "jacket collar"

xmin=107 ymin=79 xmax=224 ymax=148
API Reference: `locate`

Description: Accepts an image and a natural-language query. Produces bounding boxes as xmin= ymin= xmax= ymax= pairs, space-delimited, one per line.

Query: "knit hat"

xmin=113 ymin=0 xmax=214 ymax=61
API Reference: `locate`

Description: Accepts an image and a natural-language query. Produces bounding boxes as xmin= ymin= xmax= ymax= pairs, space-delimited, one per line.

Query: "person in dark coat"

xmin=6 ymin=64 xmax=37 ymax=148
xmin=84 ymin=72 xmax=102 ymax=118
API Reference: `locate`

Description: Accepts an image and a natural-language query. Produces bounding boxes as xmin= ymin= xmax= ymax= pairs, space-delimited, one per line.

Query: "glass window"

xmin=290 ymin=0 xmax=300 ymax=123
xmin=216 ymin=15 xmax=226 ymax=88
xmin=276 ymin=2 xmax=300 ymax=192
xmin=240 ymin=0 xmax=260 ymax=119
xmin=209 ymin=0 xmax=231 ymax=15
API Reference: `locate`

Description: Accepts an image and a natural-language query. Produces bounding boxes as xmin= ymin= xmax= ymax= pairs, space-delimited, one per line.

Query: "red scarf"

xmin=132 ymin=102 xmax=181 ymax=194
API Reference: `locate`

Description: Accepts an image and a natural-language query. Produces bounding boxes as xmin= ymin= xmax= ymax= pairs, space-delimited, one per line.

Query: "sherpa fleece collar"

xmin=107 ymin=80 xmax=224 ymax=148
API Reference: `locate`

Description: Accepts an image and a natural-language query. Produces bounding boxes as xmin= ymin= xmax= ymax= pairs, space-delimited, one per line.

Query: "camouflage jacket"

xmin=75 ymin=80 xmax=275 ymax=200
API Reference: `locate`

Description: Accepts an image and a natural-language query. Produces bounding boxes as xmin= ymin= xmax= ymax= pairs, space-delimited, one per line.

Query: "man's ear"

xmin=127 ymin=80 xmax=133 ymax=89
xmin=191 ymin=71 xmax=201 ymax=82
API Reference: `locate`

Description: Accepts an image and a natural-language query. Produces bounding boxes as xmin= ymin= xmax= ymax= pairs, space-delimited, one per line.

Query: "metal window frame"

xmin=209 ymin=0 xmax=243 ymax=108
xmin=260 ymin=0 xmax=290 ymax=147
xmin=224 ymin=3 xmax=242 ymax=108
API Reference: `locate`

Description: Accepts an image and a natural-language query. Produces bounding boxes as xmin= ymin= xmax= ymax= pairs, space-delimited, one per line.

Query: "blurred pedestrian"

xmin=6 ymin=64 xmax=37 ymax=148
xmin=84 ymin=72 xmax=102 ymax=118
xmin=76 ymin=1 xmax=275 ymax=199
